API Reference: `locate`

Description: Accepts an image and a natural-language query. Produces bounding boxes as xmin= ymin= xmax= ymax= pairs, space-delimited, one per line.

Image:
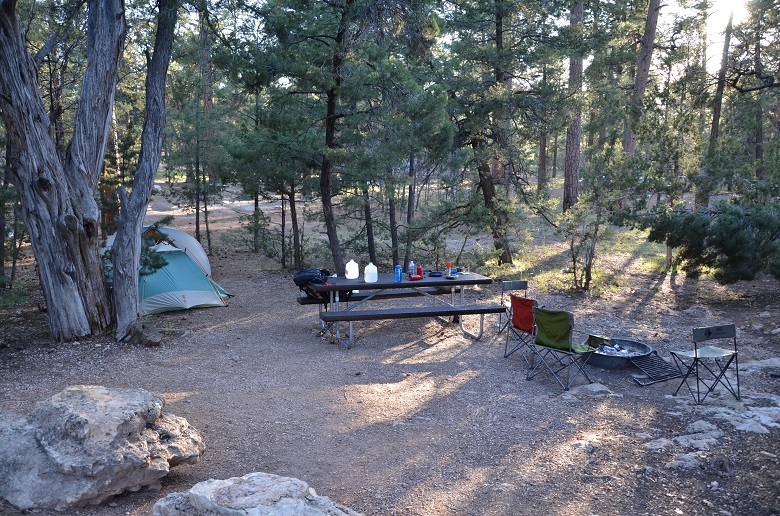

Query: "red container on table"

xmin=416 ymin=264 xmax=423 ymax=277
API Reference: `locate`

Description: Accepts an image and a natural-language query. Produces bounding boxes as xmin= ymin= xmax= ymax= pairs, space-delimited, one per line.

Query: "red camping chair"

xmin=498 ymin=280 xmax=528 ymax=333
xmin=504 ymin=294 xmax=538 ymax=366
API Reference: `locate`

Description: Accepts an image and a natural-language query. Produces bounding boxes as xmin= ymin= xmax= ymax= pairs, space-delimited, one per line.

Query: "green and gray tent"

xmin=107 ymin=226 xmax=230 ymax=315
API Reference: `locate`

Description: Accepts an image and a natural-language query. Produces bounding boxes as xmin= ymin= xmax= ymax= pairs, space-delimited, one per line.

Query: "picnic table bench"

xmin=319 ymin=303 xmax=505 ymax=322
xmin=296 ymin=286 xmax=461 ymax=305
xmin=306 ymin=272 xmax=503 ymax=348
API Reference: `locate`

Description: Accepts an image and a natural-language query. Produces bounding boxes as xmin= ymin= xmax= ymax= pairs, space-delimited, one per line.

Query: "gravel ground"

xmin=1 ymin=195 xmax=779 ymax=515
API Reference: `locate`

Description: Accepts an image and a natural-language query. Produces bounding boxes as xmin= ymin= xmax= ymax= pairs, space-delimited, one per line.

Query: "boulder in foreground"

xmin=0 ymin=385 xmax=204 ymax=510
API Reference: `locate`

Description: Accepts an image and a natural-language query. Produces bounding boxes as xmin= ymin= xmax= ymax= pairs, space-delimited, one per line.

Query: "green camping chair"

xmin=526 ymin=307 xmax=595 ymax=391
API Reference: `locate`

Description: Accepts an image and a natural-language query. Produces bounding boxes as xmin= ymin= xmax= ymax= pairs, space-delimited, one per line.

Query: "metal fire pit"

xmin=586 ymin=338 xmax=653 ymax=370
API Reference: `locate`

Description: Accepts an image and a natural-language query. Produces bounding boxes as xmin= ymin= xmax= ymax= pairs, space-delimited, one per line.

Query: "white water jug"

xmin=345 ymin=259 xmax=359 ymax=279
xmin=364 ymin=262 xmax=378 ymax=283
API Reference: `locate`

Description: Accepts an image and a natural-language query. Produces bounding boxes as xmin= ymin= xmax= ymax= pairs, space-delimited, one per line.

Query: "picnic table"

xmin=305 ymin=272 xmax=504 ymax=348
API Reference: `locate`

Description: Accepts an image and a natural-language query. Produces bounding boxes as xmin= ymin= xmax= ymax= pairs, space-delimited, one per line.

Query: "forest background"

xmin=0 ymin=0 xmax=779 ymax=343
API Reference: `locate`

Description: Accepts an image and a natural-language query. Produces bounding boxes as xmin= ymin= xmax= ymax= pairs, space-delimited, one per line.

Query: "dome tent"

xmin=105 ymin=226 xmax=230 ymax=315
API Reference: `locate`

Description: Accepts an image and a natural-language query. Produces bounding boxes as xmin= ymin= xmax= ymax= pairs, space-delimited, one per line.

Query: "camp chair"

xmin=498 ymin=280 xmax=528 ymax=333
xmin=526 ymin=307 xmax=595 ymax=391
xmin=671 ymin=324 xmax=739 ymax=404
xmin=504 ymin=295 xmax=538 ymax=364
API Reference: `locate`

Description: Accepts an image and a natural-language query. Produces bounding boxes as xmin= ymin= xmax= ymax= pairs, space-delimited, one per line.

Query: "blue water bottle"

xmin=394 ymin=264 xmax=402 ymax=282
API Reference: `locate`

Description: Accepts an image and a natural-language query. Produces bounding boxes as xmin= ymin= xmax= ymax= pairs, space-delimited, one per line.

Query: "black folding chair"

xmin=671 ymin=324 xmax=740 ymax=404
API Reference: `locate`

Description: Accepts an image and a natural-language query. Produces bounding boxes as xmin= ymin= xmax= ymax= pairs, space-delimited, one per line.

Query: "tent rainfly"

xmin=106 ymin=226 xmax=230 ymax=315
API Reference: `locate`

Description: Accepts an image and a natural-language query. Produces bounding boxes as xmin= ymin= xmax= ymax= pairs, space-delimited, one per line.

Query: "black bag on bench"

xmin=293 ymin=268 xmax=330 ymax=302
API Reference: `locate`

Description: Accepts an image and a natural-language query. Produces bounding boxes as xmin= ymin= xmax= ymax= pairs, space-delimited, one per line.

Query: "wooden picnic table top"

xmin=308 ymin=272 xmax=494 ymax=292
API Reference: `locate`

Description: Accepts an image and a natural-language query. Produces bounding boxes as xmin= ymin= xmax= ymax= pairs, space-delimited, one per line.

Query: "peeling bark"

xmin=0 ymin=0 xmax=125 ymax=341
xmin=112 ymin=0 xmax=178 ymax=342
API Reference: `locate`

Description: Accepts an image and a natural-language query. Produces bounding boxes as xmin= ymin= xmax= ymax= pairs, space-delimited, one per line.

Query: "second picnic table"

xmin=308 ymin=272 xmax=504 ymax=348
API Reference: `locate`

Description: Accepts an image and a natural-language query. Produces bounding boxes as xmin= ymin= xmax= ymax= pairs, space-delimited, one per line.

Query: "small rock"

xmin=665 ymin=452 xmax=702 ymax=470
xmin=713 ymin=456 xmax=734 ymax=476
xmin=152 ymin=472 xmax=360 ymax=515
xmin=686 ymin=420 xmax=719 ymax=434
xmin=644 ymin=438 xmax=674 ymax=451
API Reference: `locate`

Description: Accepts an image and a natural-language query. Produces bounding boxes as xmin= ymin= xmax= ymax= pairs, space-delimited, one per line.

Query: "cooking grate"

xmin=630 ymin=352 xmax=683 ymax=386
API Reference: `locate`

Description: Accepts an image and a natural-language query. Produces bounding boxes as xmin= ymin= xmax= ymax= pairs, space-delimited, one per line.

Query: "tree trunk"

xmin=112 ymin=0 xmax=178 ymax=342
xmin=552 ymin=133 xmax=558 ymax=178
xmin=199 ymin=9 xmax=214 ymax=181
xmin=754 ymin=23 xmax=764 ymax=179
xmin=112 ymin=109 xmax=121 ymax=178
xmin=253 ymin=190 xmax=260 ymax=253
xmin=198 ymin=5 xmax=215 ymax=255
xmin=623 ymin=0 xmax=661 ymax=157
xmin=538 ymin=133 xmax=548 ymax=193
xmin=288 ymin=188 xmax=302 ymax=270
xmin=463 ymin=0 xmax=513 ymax=266
xmin=203 ymin=180 xmax=212 ymax=255
xmin=583 ymin=208 xmax=601 ymax=291
xmin=10 ymin=204 xmax=24 ymax=284
xmin=563 ymin=0 xmax=584 ymax=212
xmin=280 ymin=195 xmax=286 ymax=269
xmin=587 ymin=110 xmax=596 ymax=151
xmin=320 ymin=0 xmax=353 ymax=274
xmin=321 ymin=88 xmax=344 ymax=274
xmin=388 ymin=185 xmax=399 ymax=266
xmin=697 ymin=12 xmax=733 ymax=206
xmin=770 ymin=99 xmax=779 ymax=140
xmin=403 ymin=153 xmax=417 ymax=271
xmin=45 ymin=44 xmax=67 ymax=159
xmin=195 ymin=143 xmax=202 ymax=242
xmin=363 ymin=186 xmax=377 ymax=264
xmin=476 ymin=159 xmax=512 ymax=265
xmin=0 ymin=170 xmax=7 ymax=288
xmin=1 ymin=0 xmax=125 ymax=341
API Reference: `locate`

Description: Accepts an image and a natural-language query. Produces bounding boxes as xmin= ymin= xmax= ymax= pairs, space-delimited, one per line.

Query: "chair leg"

xmin=672 ymin=355 xmax=702 ymax=403
xmin=497 ymin=311 xmax=510 ymax=334
xmin=536 ymin=349 xmax=569 ymax=391
xmin=672 ymin=355 xmax=739 ymax=404
xmin=707 ymin=356 xmax=740 ymax=401
xmin=526 ymin=346 xmax=546 ymax=381
xmin=526 ymin=346 xmax=591 ymax=391
xmin=504 ymin=328 xmax=533 ymax=367
xmin=570 ymin=353 xmax=593 ymax=387
xmin=504 ymin=332 xmax=519 ymax=358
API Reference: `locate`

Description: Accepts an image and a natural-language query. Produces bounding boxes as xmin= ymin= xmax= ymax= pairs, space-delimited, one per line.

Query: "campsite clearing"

xmin=1 ymin=191 xmax=779 ymax=516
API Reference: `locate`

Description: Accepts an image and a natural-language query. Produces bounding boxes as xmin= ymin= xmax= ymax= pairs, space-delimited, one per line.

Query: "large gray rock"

xmin=153 ymin=472 xmax=362 ymax=516
xmin=0 ymin=385 xmax=204 ymax=510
